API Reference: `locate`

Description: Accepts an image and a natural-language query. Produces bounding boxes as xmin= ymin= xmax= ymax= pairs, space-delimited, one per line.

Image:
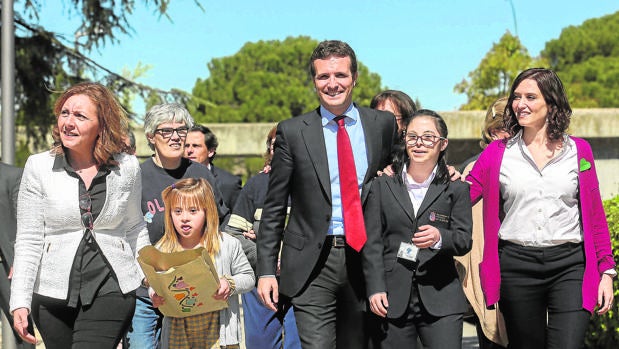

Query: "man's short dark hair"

xmin=190 ymin=124 xmax=219 ymax=150
xmin=309 ymin=40 xmax=357 ymax=78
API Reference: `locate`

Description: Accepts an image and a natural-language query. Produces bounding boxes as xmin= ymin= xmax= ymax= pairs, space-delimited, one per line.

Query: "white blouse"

xmin=498 ymin=133 xmax=582 ymax=247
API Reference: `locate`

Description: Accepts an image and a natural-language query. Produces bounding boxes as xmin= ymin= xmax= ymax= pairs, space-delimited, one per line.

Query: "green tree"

xmin=8 ymin=0 xmax=197 ymax=151
xmin=454 ymin=31 xmax=536 ymax=110
xmin=542 ymin=11 xmax=619 ymax=107
xmin=189 ymin=36 xmax=384 ymax=123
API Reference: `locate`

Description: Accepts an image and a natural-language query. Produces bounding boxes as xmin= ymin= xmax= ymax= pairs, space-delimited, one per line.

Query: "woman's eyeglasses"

xmin=79 ymin=193 xmax=94 ymax=243
xmin=405 ymin=134 xmax=445 ymax=147
xmin=154 ymin=127 xmax=189 ymax=139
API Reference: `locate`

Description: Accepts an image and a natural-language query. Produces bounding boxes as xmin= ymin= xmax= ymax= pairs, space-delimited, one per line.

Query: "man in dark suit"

xmin=185 ymin=125 xmax=242 ymax=209
xmin=257 ymin=40 xmax=398 ymax=349
xmin=0 ymin=162 xmax=34 ymax=348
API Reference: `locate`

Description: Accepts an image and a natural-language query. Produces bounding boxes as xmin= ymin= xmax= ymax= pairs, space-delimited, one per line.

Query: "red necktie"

xmin=335 ymin=116 xmax=367 ymax=252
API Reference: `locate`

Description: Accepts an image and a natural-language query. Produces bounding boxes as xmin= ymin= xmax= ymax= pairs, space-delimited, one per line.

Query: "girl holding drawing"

xmin=149 ymin=178 xmax=254 ymax=349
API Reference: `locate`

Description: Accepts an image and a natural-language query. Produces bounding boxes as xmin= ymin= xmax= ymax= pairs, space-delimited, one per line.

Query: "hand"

xmin=412 ymin=225 xmax=441 ymax=249
xmin=12 ymin=308 xmax=37 ymax=344
xmin=8 ymin=266 xmax=13 ymax=279
xmin=597 ymin=274 xmax=615 ymax=314
xmin=257 ymin=276 xmax=279 ymax=312
xmin=460 ymin=162 xmax=475 ymax=182
xmin=213 ymin=277 xmax=232 ymax=301
xmin=447 ymin=165 xmax=461 ymax=182
xmin=243 ymin=229 xmax=257 ymax=241
xmin=148 ymin=288 xmax=165 ymax=308
xmin=369 ymin=293 xmax=389 ymax=318
xmin=377 ymin=164 xmax=395 ymax=177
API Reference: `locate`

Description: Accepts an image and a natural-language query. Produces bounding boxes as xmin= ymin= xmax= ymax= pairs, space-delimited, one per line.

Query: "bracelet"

xmin=223 ymin=275 xmax=236 ymax=294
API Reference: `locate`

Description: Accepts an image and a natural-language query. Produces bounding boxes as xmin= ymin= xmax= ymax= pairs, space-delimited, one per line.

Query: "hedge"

xmin=585 ymin=195 xmax=619 ymax=348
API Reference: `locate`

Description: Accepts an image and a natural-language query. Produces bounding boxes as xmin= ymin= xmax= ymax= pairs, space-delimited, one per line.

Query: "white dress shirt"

xmin=321 ymin=104 xmax=368 ymax=237
xmin=498 ymin=133 xmax=582 ymax=247
xmin=402 ymin=164 xmax=442 ymax=249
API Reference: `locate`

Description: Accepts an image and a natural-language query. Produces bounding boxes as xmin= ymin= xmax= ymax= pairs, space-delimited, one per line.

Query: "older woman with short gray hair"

xmin=126 ymin=103 xmax=229 ymax=349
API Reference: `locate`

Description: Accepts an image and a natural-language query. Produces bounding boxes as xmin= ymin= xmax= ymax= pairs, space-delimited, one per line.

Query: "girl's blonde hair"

xmin=156 ymin=178 xmax=221 ymax=256
xmin=480 ymin=97 xmax=508 ymax=149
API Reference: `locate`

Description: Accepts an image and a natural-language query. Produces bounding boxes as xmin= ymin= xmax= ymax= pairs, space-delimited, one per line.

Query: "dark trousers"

xmin=499 ymin=241 xmax=590 ymax=349
xmin=32 ymin=291 xmax=136 ymax=349
xmin=373 ymin=283 xmax=463 ymax=349
xmin=290 ymin=245 xmax=366 ymax=349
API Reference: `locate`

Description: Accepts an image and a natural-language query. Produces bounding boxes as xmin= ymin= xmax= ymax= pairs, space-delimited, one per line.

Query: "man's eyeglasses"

xmin=406 ymin=134 xmax=445 ymax=147
xmin=79 ymin=193 xmax=94 ymax=243
xmin=154 ymin=127 xmax=189 ymax=139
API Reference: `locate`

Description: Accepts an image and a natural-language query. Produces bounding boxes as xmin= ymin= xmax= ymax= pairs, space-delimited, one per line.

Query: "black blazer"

xmin=0 ymin=163 xmax=22 ymax=272
xmin=211 ymin=164 xmax=242 ymax=210
xmin=361 ymin=173 xmax=473 ymax=319
xmin=257 ymin=106 xmax=397 ymax=298
xmin=0 ymin=163 xmax=33 ymax=348
xmin=0 ymin=163 xmax=23 ymax=318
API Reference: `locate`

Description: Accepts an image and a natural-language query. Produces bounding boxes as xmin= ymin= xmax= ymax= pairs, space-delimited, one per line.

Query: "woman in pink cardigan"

xmin=466 ymin=68 xmax=615 ymax=349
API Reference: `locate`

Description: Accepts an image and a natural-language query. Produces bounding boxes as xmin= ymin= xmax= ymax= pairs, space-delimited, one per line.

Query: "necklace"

xmin=70 ymin=159 xmax=97 ymax=173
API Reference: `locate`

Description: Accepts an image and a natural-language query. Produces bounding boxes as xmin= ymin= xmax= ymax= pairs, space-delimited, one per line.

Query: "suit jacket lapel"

xmin=415 ymin=182 xmax=445 ymax=265
xmin=385 ymin=178 xmax=416 ymax=224
xmin=416 ymin=182 xmax=447 ymax=220
xmin=359 ymin=109 xmax=380 ymax=184
xmin=301 ymin=109 xmax=331 ymax=203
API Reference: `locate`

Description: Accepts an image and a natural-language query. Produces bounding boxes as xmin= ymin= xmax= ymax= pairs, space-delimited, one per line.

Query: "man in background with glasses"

xmin=126 ymin=103 xmax=229 ymax=349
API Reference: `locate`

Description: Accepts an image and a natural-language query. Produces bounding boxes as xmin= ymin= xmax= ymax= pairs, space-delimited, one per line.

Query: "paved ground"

xmin=463 ymin=321 xmax=480 ymax=348
xmin=0 ymin=320 xmax=479 ymax=348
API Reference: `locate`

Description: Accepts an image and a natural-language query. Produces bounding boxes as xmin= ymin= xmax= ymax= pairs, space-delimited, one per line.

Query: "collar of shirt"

xmin=401 ymin=164 xmax=437 ymax=190
xmin=320 ymin=103 xmax=358 ymax=127
xmin=401 ymin=164 xmax=437 ymax=221
xmin=505 ymin=131 xmax=521 ymax=148
xmin=506 ymin=130 xmax=570 ymax=151
xmin=52 ymin=153 xmax=113 ymax=177
xmin=507 ymin=131 xmax=571 ymax=171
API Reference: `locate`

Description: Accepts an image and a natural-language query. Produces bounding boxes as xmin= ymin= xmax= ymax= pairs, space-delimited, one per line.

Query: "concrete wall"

xmin=7 ymin=109 xmax=619 ymax=199
xmin=133 ymin=108 xmax=619 ymax=154
xmin=140 ymin=109 xmax=614 ymax=199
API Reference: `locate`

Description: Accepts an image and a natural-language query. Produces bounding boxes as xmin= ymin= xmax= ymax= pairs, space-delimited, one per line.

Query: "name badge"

xmin=397 ymin=242 xmax=419 ymax=262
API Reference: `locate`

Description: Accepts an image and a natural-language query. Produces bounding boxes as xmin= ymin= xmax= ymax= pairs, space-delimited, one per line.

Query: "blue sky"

xmin=31 ymin=0 xmax=618 ymax=115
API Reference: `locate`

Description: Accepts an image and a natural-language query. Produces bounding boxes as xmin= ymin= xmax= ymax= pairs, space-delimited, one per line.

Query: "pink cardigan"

xmin=467 ymin=136 xmax=615 ymax=312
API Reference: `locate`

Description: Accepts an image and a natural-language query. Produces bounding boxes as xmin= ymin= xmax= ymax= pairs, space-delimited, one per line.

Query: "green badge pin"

xmin=579 ymin=158 xmax=591 ymax=172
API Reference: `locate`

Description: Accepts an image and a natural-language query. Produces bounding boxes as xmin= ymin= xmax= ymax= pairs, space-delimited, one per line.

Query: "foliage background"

xmin=8 ymin=0 xmax=193 ymax=155
xmin=455 ymin=11 xmax=619 ymax=110
xmin=543 ymin=12 xmax=619 ymax=108
xmin=585 ymin=195 xmax=619 ymax=348
xmin=188 ymin=36 xmax=384 ymax=123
